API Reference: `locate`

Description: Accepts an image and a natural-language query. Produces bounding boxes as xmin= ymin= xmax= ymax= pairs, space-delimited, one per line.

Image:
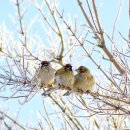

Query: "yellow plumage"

xmin=73 ymin=66 xmax=95 ymax=93
xmin=55 ymin=64 xmax=74 ymax=90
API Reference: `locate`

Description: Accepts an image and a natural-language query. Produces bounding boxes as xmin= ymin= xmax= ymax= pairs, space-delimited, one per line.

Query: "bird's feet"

xmin=77 ymin=89 xmax=84 ymax=94
xmin=86 ymin=90 xmax=91 ymax=94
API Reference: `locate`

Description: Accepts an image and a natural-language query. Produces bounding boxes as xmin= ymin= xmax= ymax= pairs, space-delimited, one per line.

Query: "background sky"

xmin=0 ymin=0 xmax=129 ymax=37
xmin=0 ymin=0 xmax=129 ymax=129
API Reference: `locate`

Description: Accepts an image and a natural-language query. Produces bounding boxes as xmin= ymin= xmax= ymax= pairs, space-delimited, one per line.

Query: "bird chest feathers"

xmin=73 ymin=73 xmax=94 ymax=93
xmin=40 ymin=66 xmax=55 ymax=84
xmin=74 ymin=73 xmax=88 ymax=87
xmin=56 ymin=71 xmax=74 ymax=88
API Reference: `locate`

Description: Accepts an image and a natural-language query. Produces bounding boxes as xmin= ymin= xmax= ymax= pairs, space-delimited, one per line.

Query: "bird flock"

xmin=31 ymin=61 xmax=95 ymax=95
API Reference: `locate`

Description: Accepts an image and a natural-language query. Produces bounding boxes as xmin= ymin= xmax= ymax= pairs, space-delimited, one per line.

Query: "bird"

xmin=73 ymin=66 xmax=95 ymax=93
xmin=63 ymin=66 xmax=95 ymax=95
xmin=55 ymin=64 xmax=74 ymax=90
xmin=31 ymin=61 xmax=55 ymax=88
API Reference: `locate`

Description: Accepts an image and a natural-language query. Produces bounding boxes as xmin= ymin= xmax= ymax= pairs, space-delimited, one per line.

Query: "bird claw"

xmin=77 ymin=89 xmax=84 ymax=94
xmin=86 ymin=90 xmax=91 ymax=94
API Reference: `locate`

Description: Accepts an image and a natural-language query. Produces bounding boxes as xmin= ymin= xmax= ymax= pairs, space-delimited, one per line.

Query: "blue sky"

xmin=0 ymin=0 xmax=129 ymax=129
xmin=0 ymin=0 xmax=129 ymax=36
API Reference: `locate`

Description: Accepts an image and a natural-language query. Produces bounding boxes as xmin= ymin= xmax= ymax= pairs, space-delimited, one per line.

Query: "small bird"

xmin=31 ymin=61 xmax=55 ymax=88
xmin=55 ymin=64 xmax=74 ymax=90
xmin=73 ymin=66 xmax=95 ymax=93
xmin=63 ymin=66 xmax=95 ymax=96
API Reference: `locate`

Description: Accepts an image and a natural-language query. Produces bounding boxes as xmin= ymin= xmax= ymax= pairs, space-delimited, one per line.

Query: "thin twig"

xmin=0 ymin=111 xmax=26 ymax=130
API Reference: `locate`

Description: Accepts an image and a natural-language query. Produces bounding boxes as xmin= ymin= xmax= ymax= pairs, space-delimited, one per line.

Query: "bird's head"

xmin=76 ymin=66 xmax=90 ymax=74
xmin=41 ymin=61 xmax=50 ymax=67
xmin=64 ymin=64 xmax=72 ymax=71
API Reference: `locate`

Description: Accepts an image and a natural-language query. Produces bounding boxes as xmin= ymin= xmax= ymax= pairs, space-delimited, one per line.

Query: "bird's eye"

xmin=79 ymin=67 xmax=85 ymax=72
xmin=80 ymin=67 xmax=83 ymax=71
xmin=68 ymin=66 xmax=72 ymax=70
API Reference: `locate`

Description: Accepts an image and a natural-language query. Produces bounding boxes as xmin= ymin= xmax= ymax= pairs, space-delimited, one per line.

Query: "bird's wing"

xmin=87 ymin=75 xmax=95 ymax=88
xmin=55 ymin=68 xmax=64 ymax=76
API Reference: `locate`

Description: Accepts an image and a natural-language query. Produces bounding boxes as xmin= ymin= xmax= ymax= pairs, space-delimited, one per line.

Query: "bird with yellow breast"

xmin=73 ymin=66 xmax=95 ymax=93
xmin=55 ymin=64 xmax=74 ymax=90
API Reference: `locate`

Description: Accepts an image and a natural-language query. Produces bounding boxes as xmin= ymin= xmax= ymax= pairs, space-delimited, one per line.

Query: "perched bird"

xmin=55 ymin=64 xmax=74 ymax=90
xmin=64 ymin=66 xmax=95 ymax=95
xmin=73 ymin=66 xmax=95 ymax=93
xmin=31 ymin=61 xmax=55 ymax=88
